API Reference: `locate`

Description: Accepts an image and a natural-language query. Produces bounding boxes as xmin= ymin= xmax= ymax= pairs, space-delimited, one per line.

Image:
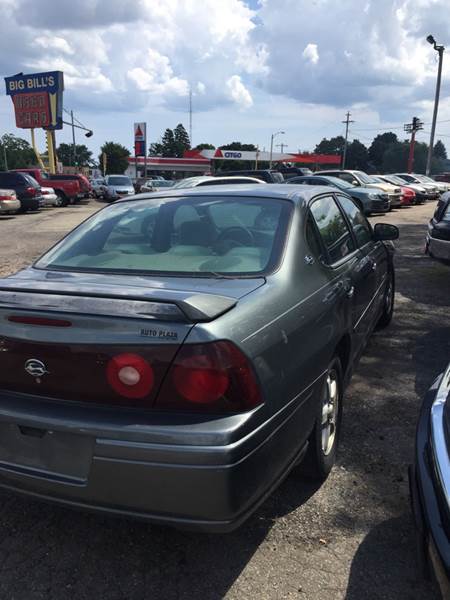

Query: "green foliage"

xmin=56 ymin=142 xmax=93 ymax=167
xmin=149 ymin=124 xmax=191 ymax=158
xmin=99 ymin=141 xmax=130 ymax=175
xmin=368 ymin=133 xmax=398 ymax=170
xmin=0 ymin=133 xmax=35 ymax=170
xmin=345 ymin=139 xmax=369 ymax=170
xmin=434 ymin=140 xmax=447 ymax=160
xmin=194 ymin=143 xmax=215 ymax=151
xmin=314 ymin=136 xmax=345 ymax=156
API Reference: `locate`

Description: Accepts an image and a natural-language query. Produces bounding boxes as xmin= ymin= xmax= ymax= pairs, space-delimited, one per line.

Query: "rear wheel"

xmin=55 ymin=192 xmax=68 ymax=207
xmin=300 ymin=357 xmax=343 ymax=480
xmin=377 ymin=268 xmax=395 ymax=329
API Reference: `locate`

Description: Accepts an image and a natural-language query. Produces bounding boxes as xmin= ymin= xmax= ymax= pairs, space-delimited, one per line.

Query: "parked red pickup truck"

xmin=13 ymin=169 xmax=81 ymax=207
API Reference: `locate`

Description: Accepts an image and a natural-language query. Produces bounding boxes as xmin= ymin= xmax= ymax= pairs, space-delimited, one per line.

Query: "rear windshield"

xmin=36 ymin=196 xmax=293 ymax=276
xmin=107 ymin=176 xmax=132 ymax=186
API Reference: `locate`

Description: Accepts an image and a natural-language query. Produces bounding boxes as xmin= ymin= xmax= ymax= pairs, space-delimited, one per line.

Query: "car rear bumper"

xmin=0 ymin=199 xmax=21 ymax=214
xmin=19 ymin=197 xmax=41 ymax=211
xmin=427 ymin=236 xmax=450 ymax=260
xmin=409 ymin=383 xmax=450 ymax=598
xmin=0 ymin=390 xmax=312 ymax=532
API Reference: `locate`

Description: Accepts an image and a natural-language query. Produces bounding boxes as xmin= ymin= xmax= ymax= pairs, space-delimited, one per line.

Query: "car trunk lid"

xmin=0 ymin=270 xmax=264 ymax=408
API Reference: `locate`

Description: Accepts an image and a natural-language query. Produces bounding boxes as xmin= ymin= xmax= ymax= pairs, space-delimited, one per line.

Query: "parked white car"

xmin=41 ymin=186 xmax=60 ymax=207
xmin=0 ymin=189 xmax=21 ymax=215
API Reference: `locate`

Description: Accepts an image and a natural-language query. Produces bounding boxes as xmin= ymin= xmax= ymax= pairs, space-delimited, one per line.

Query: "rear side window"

xmin=0 ymin=173 xmax=20 ymax=185
xmin=310 ymin=195 xmax=355 ymax=263
xmin=336 ymin=195 xmax=372 ymax=247
xmin=442 ymin=203 xmax=450 ymax=222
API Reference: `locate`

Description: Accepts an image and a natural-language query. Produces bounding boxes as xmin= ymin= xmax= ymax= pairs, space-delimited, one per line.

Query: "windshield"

xmin=354 ymin=171 xmax=376 ymax=184
xmin=153 ymin=180 xmax=175 ymax=187
xmin=397 ymin=174 xmax=415 ymax=183
xmin=35 ymin=196 xmax=293 ymax=276
xmin=382 ymin=175 xmax=403 ymax=185
xmin=107 ymin=176 xmax=132 ymax=186
xmin=172 ymin=178 xmax=204 ymax=189
xmin=415 ymin=175 xmax=434 ymax=183
xmin=322 ymin=177 xmax=352 ymax=189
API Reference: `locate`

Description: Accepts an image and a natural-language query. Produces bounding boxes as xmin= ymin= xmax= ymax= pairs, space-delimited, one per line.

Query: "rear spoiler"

xmin=0 ymin=288 xmax=237 ymax=323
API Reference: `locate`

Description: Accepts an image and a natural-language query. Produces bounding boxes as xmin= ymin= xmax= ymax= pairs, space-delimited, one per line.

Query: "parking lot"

xmin=0 ymin=200 xmax=448 ymax=599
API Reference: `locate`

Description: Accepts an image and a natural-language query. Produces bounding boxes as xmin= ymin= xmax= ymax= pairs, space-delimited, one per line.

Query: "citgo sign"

xmin=4 ymin=71 xmax=64 ymax=129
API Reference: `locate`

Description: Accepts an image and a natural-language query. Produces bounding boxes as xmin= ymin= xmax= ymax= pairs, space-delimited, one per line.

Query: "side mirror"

xmin=351 ymin=180 xmax=359 ymax=186
xmin=373 ymin=223 xmax=399 ymax=241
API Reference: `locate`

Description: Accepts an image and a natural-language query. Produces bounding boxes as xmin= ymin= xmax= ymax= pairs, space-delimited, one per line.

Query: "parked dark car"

xmin=426 ymin=193 xmax=450 ymax=262
xmin=409 ymin=364 xmax=450 ymax=599
xmin=217 ymin=169 xmax=284 ymax=183
xmin=435 ymin=173 xmax=450 ymax=184
xmin=275 ymin=166 xmax=313 ymax=179
xmin=0 ymin=185 xmax=398 ymax=531
xmin=284 ymin=175 xmax=390 ymax=215
xmin=0 ymin=171 xmax=43 ymax=212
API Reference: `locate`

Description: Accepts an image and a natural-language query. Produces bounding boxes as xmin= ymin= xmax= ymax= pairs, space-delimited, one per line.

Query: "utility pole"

xmin=426 ymin=35 xmax=445 ymax=175
xmin=341 ymin=111 xmax=354 ymax=169
xmin=2 ymin=143 xmax=7 ymax=170
xmin=189 ymin=88 xmax=193 ymax=147
xmin=71 ymin=110 xmax=77 ymax=167
xmin=276 ymin=143 xmax=288 ymax=153
xmin=404 ymin=117 xmax=424 ymax=173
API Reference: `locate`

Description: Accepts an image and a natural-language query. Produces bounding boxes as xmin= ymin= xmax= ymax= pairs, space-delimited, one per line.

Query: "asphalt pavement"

xmin=0 ymin=199 xmax=448 ymax=599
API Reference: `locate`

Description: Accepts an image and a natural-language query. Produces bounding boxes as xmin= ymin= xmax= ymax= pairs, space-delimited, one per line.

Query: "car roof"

xmin=119 ymin=183 xmax=333 ymax=205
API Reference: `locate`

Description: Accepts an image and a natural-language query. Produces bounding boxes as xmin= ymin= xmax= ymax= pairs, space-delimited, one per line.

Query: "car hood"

xmin=351 ymin=186 xmax=385 ymax=197
xmin=365 ymin=182 xmax=400 ymax=193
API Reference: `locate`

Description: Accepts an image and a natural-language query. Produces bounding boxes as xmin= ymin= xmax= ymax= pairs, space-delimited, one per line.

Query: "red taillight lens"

xmin=25 ymin=186 xmax=36 ymax=196
xmin=107 ymin=353 xmax=154 ymax=399
xmin=8 ymin=315 xmax=72 ymax=327
xmin=157 ymin=341 xmax=262 ymax=413
xmin=0 ymin=194 xmax=15 ymax=201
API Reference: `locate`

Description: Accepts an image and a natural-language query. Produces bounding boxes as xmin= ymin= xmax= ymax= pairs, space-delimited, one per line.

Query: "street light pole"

xmin=426 ymin=35 xmax=445 ymax=176
xmin=269 ymin=131 xmax=285 ymax=168
xmin=71 ymin=110 xmax=77 ymax=167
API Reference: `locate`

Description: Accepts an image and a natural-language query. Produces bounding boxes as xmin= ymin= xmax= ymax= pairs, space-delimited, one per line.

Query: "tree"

xmin=56 ymin=142 xmax=93 ymax=167
xmin=173 ymin=123 xmax=191 ymax=157
xmin=99 ymin=141 xmax=130 ymax=175
xmin=0 ymin=133 xmax=35 ymax=170
xmin=194 ymin=143 xmax=215 ymax=151
xmin=314 ymin=136 xmax=346 ymax=156
xmin=382 ymin=140 xmax=429 ymax=173
xmin=368 ymin=132 xmax=398 ymax=171
xmin=149 ymin=124 xmax=191 ymax=158
xmin=345 ymin=139 xmax=369 ymax=171
xmin=434 ymin=140 xmax=447 ymax=160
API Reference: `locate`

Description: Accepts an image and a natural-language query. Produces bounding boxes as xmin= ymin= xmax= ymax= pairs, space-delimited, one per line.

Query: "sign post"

xmin=134 ymin=122 xmax=147 ymax=179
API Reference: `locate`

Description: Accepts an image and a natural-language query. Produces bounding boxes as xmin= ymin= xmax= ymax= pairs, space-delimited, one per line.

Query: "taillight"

xmin=107 ymin=353 xmax=154 ymax=399
xmin=42 ymin=190 xmax=49 ymax=195
xmin=0 ymin=193 xmax=15 ymax=201
xmin=8 ymin=315 xmax=72 ymax=327
xmin=156 ymin=341 xmax=262 ymax=413
xmin=25 ymin=186 xmax=36 ymax=196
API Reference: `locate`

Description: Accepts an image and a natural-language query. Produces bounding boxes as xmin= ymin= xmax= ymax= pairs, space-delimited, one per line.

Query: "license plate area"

xmin=0 ymin=422 xmax=94 ymax=483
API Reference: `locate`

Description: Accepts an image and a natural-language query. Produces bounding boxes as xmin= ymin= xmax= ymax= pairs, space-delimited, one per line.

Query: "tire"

xmin=376 ymin=267 xmax=395 ymax=329
xmin=300 ymin=357 xmax=343 ymax=480
xmin=55 ymin=192 xmax=68 ymax=207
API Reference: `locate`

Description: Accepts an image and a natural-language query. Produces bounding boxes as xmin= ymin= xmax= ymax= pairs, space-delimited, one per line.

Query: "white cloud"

xmin=127 ymin=49 xmax=189 ymax=97
xmin=302 ymin=43 xmax=319 ymax=65
xmin=34 ymin=35 xmax=73 ymax=54
xmin=226 ymin=75 xmax=253 ymax=109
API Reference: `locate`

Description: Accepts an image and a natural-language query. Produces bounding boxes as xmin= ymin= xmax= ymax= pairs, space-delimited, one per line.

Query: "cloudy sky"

xmin=1 ymin=0 xmax=449 ymax=157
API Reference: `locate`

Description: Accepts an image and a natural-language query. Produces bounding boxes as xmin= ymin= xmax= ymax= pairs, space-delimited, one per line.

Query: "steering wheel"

xmin=216 ymin=226 xmax=255 ymax=247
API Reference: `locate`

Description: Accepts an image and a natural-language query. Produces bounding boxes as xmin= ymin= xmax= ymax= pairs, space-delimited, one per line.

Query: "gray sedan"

xmin=285 ymin=175 xmax=390 ymax=215
xmin=0 ymin=185 xmax=398 ymax=531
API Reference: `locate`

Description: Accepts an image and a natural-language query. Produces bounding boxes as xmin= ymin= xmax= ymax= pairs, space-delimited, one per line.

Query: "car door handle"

xmin=346 ymin=286 xmax=355 ymax=299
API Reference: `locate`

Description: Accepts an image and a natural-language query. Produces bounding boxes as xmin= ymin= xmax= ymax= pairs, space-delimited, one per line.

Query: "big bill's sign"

xmin=4 ymin=71 xmax=64 ymax=129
